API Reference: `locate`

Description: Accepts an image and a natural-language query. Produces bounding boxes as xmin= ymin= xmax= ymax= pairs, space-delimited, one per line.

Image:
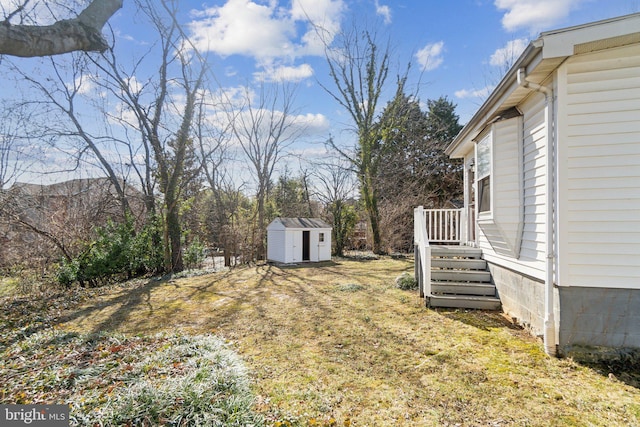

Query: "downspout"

xmin=517 ymin=68 xmax=558 ymax=357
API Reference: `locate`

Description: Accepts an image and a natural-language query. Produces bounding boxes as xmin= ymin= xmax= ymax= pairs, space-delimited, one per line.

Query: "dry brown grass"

xmin=57 ymin=257 xmax=640 ymax=426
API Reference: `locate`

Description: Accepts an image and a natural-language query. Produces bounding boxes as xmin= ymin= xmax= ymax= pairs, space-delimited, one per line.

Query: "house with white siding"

xmin=267 ymin=218 xmax=332 ymax=264
xmin=414 ymin=13 xmax=640 ymax=358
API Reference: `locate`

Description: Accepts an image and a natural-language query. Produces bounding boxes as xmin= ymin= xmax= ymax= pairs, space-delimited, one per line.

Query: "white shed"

xmin=267 ymin=218 xmax=332 ymax=264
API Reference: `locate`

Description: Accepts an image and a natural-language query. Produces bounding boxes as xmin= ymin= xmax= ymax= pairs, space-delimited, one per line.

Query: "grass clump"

xmin=336 ymin=283 xmax=365 ymax=292
xmin=394 ymin=272 xmax=417 ymax=290
xmin=1 ymin=331 xmax=263 ymax=426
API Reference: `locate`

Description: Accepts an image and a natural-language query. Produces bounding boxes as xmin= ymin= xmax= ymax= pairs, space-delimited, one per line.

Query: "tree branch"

xmin=0 ymin=0 xmax=122 ymax=57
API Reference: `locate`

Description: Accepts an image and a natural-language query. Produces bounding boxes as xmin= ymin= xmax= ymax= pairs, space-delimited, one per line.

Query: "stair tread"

xmin=431 ymin=280 xmax=496 ymax=289
xmin=430 ymin=294 xmax=500 ymax=301
xmin=427 ymin=294 xmax=502 ymax=310
xmin=431 ymin=246 xmax=482 ymax=259
xmin=431 ymin=260 xmax=487 ymax=269
xmin=431 ymin=270 xmax=491 ymax=282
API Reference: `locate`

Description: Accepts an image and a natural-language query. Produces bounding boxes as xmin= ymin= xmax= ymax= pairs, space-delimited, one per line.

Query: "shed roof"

xmin=270 ymin=217 xmax=332 ymax=229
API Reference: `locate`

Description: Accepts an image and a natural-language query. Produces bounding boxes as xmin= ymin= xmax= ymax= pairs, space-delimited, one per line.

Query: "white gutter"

xmin=517 ymin=68 xmax=557 ymax=357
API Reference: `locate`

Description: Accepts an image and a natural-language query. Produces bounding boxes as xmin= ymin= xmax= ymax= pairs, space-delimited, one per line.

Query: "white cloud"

xmin=292 ymin=112 xmax=330 ymax=135
xmin=415 ymin=41 xmax=445 ymax=71
xmin=489 ymin=38 xmax=529 ymax=67
xmin=188 ymin=0 xmax=295 ymax=62
xmin=375 ymin=0 xmax=392 ymax=25
xmin=291 ymin=0 xmax=345 ymax=55
xmin=188 ymin=0 xmax=345 ymax=67
xmin=495 ymin=0 xmax=585 ymax=32
xmin=71 ymin=74 xmax=96 ymax=95
xmin=254 ymin=63 xmax=315 ymax=82
xmin=455 ymin=85 xmax=495 ymax=99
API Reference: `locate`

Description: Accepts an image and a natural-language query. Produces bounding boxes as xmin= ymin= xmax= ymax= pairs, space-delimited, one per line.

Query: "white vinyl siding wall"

xmin=477 ymin=117 xmax=524 ymax=258
xmin=519 ymin=93 xmax=548 ymax=275
xmin=557 ymin=43 xmax=640 ymax=289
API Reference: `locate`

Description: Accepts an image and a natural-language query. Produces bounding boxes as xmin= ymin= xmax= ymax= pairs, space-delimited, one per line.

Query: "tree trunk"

xmin=361 ymin=175 xmax=384 ymax=254
xmin=166 ymin=203 xmax=184 ymax=272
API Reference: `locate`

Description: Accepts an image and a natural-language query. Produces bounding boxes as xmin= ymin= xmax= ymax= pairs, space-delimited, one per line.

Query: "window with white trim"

xmin=476 ymin=133 xmax=491 ymax=213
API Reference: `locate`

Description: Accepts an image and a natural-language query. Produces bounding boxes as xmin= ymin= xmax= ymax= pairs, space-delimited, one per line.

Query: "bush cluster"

xmin=183 ymin=236 xmax=206 ymax=270
xmin=395 ymin=272 xmax=418 ymax=290
xmin=56 ymin=217 xmax=163 ymax=288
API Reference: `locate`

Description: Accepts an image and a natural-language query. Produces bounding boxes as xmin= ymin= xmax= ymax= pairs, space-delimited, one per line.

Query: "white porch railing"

xmin=414 ymin=207 xmax=466 ymax=298
xmin=425 ymin=208 xmax=465 ymax=244
xmin=414 ymin=206 xmax=431 ymax=298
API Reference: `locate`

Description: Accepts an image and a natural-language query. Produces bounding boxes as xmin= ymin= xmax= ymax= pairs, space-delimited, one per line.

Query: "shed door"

xmin=302 ymin=231 xmax=310 ymax=261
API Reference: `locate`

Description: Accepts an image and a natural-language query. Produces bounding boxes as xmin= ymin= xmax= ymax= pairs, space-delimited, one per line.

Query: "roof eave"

xmin=446 ymin=42 xmax=542 ymax=158
xmin=446 ymin=12 xmax=640 ymax=159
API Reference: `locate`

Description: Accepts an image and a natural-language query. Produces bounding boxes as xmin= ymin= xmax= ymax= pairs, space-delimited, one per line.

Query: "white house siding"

xmin=479 ymin=93 xmax=548 ymax=279
xmin=489 ymin=117 xmax=524 ymax=257
xmin=519 ymin=92 xmax=548 ymax=275
xmin=558 ymin=43 xmax=640 ymax=289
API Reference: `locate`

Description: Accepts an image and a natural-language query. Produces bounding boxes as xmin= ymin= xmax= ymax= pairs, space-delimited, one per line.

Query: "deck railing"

xmin=414 ymin=207 xmax=466 ymax=299
xmin=414 ymin=206 xmax=431 ymax=298
xmin=425 ymin=208 xmax=465 ymax=244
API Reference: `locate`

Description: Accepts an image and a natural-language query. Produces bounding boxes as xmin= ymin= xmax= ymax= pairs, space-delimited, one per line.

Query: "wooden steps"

xmin=427 ymin=246 xmax=501 ymax=311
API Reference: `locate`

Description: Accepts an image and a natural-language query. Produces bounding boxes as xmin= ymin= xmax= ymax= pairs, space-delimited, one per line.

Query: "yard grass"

xmin=2 ymin=256 xmax=640 ymax=426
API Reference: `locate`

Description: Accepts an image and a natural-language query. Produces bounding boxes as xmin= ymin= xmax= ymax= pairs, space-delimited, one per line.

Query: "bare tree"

xmin=90 ymin=0 xmax=205 ymax=272
xmin=0 ymin=101 xmax=37 ymax=189
xmin=6 ymin=0 xmax=206 ymax=273
xmin=320 ymin=25 xmax=409 ymax=254
xmin=0 ymin=0 xmax=122 ymax=57
xmin=194 ymin=89 xmax=240 ymax=266
xmin=230 ymin=83 xmax=304 ymax=260
xmin=14 ymin=54 xmax=133 ymax=218
xmin=311 ymin=156 xmax=358 ymax=257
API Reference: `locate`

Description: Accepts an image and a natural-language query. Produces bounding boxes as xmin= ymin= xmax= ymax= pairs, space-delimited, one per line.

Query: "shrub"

xmin=55 ymin=216 xmax=165 ymax=287
xmin=395 ymin=272 xmax=417 ymax=290
xmin=183 ymin=237 xmax=206 ymax=270
xmin=55 ymin=259 xmax=79 ymax=288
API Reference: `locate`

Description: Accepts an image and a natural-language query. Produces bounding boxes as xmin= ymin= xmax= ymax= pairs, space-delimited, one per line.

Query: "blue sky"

xmin=108 ymin=0 xmax=639 ymax=146
xmin=2 ymin=0 xmax=639 ymax=186
xmin=112 ymin=0 xmax=638 ymax=123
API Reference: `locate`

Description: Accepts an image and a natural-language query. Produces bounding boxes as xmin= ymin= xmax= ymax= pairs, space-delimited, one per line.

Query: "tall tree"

xmin=0 ymin=0 xmax=122 ymax=57
xmin=321 ymin=26 xmax=408 ymax=254
xmin=194 ymin=87 xmax=238 ymax=267
xmin=273 ymin=168 xmax=314 ymax=218
xmin=421 ymin=96 xmax=464 ymax=206
xmin=375 ymin=94 xmax=464 ymax=251
xmin=312 ymin=158 xmax=358 ymax=257
xmin=374 ymin=91 xmax=427 ymax=251
xmin=93 ymin=0 xmax=205 ymax=272
xmin=230 ymin=83 xmax=303 ymax=260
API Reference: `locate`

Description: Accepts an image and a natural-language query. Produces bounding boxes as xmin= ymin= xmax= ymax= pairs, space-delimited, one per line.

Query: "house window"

xmin=476 ymin=133 xmax=491 ymax=213
xmin=319 ymin=232 xmax=325 ymax=243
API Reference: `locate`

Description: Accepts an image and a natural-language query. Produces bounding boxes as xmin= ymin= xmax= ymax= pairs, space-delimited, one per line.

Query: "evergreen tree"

xmin=375 ymin=95 xmax=463 ymax=251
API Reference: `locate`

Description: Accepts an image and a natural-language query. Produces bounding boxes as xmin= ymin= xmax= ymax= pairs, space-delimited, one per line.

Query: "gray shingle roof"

xmin=275 ymin=217 xmax=331 ymax=229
